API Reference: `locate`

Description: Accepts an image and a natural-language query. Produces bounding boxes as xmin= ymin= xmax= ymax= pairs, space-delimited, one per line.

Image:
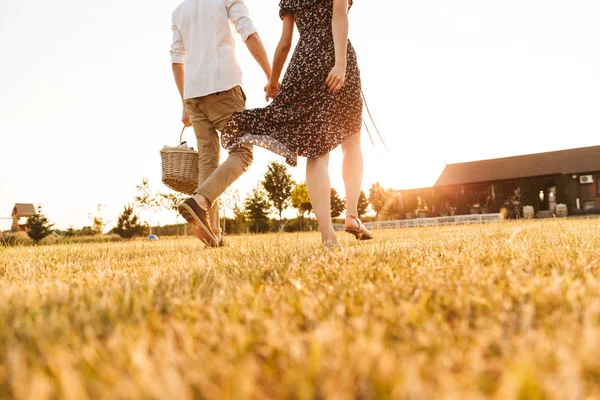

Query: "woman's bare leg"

xmin=306 ymin=153 xmax=337 ymax=246
xmin=341 ymin=132 xmax=363 ymax=228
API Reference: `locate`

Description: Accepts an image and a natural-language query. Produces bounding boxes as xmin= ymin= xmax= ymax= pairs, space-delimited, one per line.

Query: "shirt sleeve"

xmin=170 ymin=14 xmax=186 ymax=64
xmin=227 ymin=0 xmax=258 ymax=42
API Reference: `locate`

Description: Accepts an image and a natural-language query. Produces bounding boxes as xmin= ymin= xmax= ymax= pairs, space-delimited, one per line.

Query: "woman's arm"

xmin=326 ymin=0 xmax=349 ymax=94
xmin=265 ymin=14 xmax=295 ymax=100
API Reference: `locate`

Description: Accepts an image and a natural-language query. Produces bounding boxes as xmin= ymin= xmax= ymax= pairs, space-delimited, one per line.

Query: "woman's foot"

xmin=323 ymin=238 xmax=340 ymax=248
xmin=345 ymin=214 xmax=373 ymax=240
xmin=323 ymin=239 xmax=341 ymax=251
xmin=321 ymin=231 xmax=340 ymax=248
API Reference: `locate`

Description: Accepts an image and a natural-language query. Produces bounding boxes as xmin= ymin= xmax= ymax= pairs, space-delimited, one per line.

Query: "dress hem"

xmin=229 ymin=129 xmax=361 ymax=167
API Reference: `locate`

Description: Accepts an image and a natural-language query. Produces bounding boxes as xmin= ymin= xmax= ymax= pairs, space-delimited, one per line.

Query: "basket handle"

xmin=179 ymin=126 xmax=187 ymax=145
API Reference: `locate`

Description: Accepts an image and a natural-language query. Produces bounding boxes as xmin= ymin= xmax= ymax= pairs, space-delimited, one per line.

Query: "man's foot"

xmin=191 ymin=226 xmax=218 ymax=247
xmin=192 ymin=226 xmax=225 ymax=248
xmin=179 ymin=198 xmax=218 ymax=247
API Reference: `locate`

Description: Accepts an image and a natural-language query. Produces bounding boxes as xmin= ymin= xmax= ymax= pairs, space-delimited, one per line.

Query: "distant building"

xmin=11 ymin=203 xmax=36 ymax=232
xmin=397 ymin=145 xmax=600 ymax=218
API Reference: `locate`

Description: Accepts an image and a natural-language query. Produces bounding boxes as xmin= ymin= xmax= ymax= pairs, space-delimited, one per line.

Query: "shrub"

xmin=113 ymin=205 xmax=144 ymax=239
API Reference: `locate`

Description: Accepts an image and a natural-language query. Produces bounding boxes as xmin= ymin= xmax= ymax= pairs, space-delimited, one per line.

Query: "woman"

xmin=222 ymin=0 xmax=372 ymax=246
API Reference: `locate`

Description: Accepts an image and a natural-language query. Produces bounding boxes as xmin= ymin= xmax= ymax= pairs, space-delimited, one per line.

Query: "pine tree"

xmin=25 ymin=205 xmax=54 ymax=244
xmin=114 ymin=205 xmax=143 ymax=239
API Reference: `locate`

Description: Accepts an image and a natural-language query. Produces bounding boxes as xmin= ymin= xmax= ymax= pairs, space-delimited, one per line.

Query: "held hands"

xmin=181 ymin=106 xmax=192 ymax=127
xmin=326 ymin=63 xmax=346 ymax=94
xmin=264 ymin=81 xmax=281 ymax=101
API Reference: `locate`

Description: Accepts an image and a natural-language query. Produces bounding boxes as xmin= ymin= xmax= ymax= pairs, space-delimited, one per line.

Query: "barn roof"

xmin=435 ymin=145 xmax=600 ymax=187
xmin=12 ymin=203 xmax=36 ymax=217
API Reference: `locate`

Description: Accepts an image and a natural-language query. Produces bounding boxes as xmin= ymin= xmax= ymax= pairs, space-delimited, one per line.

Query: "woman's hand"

xmin=326 ymin=63 xmax=346 ymax=94
xmin=182 ymin=106 xmax=192 ymax=127
xmin=264 ymin=81 xmax=281 ymax=101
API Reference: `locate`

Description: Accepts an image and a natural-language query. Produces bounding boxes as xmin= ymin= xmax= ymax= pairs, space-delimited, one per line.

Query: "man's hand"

xmin=326 ymin=63 xmax=346 ymax=94
xmin=182 ymin=106 xmax=192 ymax=127
xmin=264 ymin=81 xmax=281 ymax=101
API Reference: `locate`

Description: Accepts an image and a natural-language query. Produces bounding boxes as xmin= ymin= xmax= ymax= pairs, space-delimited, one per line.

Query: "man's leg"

xmin=193 ymin=86 xmax=253 ymax=210
xmin=182 ymin=97 xmax=221 ymax=245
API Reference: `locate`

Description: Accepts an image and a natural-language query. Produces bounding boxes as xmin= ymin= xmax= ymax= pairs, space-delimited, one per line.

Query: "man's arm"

xmin=227 ymin=0 xmax=271 ymax=81
xmin=244 ymin=33 xmax=272 ymax=81
xmin=171 ymin=18 xmax=191 ymax=126
xmin=172 ymin=63 xmax=185 ymax=100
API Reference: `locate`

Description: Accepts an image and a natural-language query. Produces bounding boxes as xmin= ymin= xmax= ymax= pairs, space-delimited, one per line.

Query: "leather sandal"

xmin=344 ymin=214 xmax=373 ymax=240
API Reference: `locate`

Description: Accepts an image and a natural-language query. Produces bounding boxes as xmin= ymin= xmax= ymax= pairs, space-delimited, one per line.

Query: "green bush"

xmin=113 ymin=205 xmax=144 ymax=239
xmin=1 ymin=232 xmax=33 ymax=246
xmin=283 ymin=218 xmax=318 ymax=232
xmin=1 ymin=232 xmax=123 ymax=247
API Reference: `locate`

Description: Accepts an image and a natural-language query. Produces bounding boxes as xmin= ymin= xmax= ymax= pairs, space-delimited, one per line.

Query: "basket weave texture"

xmin=160 ymin=127 xmax=199 ymax=195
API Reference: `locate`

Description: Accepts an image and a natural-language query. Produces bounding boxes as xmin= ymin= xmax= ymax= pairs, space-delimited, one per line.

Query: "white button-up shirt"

xmin=171 ymin=0 xmax=258 ymax=99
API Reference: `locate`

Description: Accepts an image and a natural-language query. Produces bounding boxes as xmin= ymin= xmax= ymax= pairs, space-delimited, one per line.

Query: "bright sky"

xmin=1 ymin=0 xmax=599 ymax=230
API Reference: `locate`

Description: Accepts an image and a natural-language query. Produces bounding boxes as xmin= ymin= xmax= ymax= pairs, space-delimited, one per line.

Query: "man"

xmin=170 ymin=0 xmax=271 ymax=247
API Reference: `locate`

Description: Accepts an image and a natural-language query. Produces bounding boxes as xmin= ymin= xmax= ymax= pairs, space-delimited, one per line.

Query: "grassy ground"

xmin=1 ymin=219 xmax=600 ymax=399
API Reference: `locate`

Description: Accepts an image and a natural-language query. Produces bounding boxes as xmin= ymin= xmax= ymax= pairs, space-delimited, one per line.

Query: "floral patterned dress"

xmin=221 ymin=0 xmax=362 ymax=167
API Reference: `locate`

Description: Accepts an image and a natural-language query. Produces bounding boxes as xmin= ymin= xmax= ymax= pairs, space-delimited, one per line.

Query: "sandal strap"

xmin=345 ymin=214 xmax=363 ymax=229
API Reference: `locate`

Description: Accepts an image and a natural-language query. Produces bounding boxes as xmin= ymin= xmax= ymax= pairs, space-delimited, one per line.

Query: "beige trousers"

xmin=184 ymin=86 xmax=253 ymax=235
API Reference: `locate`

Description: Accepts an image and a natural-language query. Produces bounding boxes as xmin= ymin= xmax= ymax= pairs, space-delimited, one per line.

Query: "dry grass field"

xmin=1 ymin=219 xmax=600 ymax=399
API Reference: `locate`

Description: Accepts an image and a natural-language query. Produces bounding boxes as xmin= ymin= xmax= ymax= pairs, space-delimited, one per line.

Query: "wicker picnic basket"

xmin=160 ymin=127 xmax=199 ymax=195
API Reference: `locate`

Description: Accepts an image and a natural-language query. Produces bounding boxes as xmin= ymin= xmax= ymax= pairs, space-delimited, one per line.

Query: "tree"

xmin=330 ymin=188 xmax=345 ymax=218
xmin=65 ymin=227 xmax=75 ymax=238
xmin=113 ymin=205 xmax=144 ymax=239
xmin=135 ymin=178 xmax=161 ymax=235
xmin=220 ymin=189 xmax=241 ymax=234
xmin=230 ymin=203 xmax=248 ymax=234
xmin=291 ymin=182 xmax=312 ymax=215
xmin=291 ymin=182 xmax=312 ymax=231
xmin=25 ymin=205 xmax=54 ymax=244
xmin=263 ymin=161 xmax=294 ymax=220
xmin=160 ymin=191 xmax=187 ymax=236
xmin=368 ymin=182 xmax=388 ymax=218
xmin=244 ymin=186 xmax=271 ymax=233
xmin=387 ymin=192 xmax=404 ymax=220
xmin=88 ymin=204 xmax=107 ymax=235
xmin=357 ymin=190 xmax=369 ymax=218
xmin=80 ymin=226 xmax=95 ymax=236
